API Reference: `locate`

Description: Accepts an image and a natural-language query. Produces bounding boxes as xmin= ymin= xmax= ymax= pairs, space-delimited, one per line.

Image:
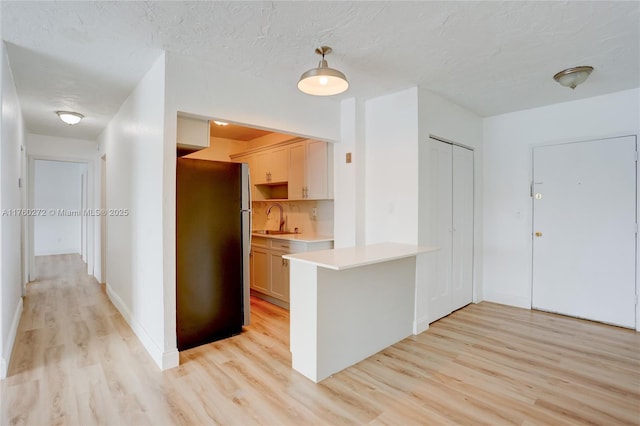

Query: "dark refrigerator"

xmin=176 ymin=158 xmax=251 ymax=351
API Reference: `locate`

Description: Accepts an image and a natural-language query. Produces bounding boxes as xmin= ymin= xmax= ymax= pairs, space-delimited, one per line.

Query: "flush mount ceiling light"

xmin=56 ymin=111 xmax=84 ymax=125
xmin=553 ymin=66 xmax=594 ymax=89
xmin=297 ymin=46 xmax=349 ymax=96
xmin=213 ymin=120 xmax=229 ymax=126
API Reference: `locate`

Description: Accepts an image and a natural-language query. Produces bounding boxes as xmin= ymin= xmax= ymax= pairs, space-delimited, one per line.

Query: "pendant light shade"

xmin=56 ymin=110 xmax=84 ymax=125
xmin=298 ymin=46 xmax=349 ymax=96
xmin=553 ymin=66 xmax=593 ymax=89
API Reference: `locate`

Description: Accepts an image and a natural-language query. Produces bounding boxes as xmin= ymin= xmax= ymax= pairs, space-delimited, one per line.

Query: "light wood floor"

xmin=2 ymin=254 xmax=639 ymax=425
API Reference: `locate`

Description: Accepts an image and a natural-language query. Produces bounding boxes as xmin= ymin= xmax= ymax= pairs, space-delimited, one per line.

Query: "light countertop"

xmin=251 ymin=232 xmax=334 ymax=244
xmin=283 ymin=242 xmax=438 ymax=270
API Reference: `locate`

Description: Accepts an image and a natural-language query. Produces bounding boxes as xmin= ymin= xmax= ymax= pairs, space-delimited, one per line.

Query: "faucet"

xmin=266 ymin=203 xmax=285 ymax=231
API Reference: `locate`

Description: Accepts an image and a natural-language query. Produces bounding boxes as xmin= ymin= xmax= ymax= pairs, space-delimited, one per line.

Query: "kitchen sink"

xmin=253 ymin=229 xmax=296 ymax=235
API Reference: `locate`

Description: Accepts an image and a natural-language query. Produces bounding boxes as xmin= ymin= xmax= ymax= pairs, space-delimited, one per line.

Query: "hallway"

xmin=1 ymin=254 xmax=179 ymax=425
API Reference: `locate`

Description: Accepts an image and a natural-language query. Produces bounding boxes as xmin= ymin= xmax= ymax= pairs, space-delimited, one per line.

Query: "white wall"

xmin=364 ymin=87 xmax=420 ymax=245
xmin=33 ymin=160 xmax=85 ymax=256
xmin=27 ymin=134 xmax=98 ymax=160
xmin=483 ymin=88 xmax=640 ymax=309
xmin=97 ymin=53 xmax=169 ymax=369
xmin=166 ymin=52 xmax=341 ymax=143
xmin=162 ymin=52 xmax=342 ymax=367
xmin=333 ymin=98 xmax=358 ymax=248
xmin=0 ymin=42 xmax=26 ymax=379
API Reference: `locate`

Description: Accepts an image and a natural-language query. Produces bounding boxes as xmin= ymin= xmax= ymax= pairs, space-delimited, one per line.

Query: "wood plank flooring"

xmin=1 ymin=254 xmax=639 ymax=425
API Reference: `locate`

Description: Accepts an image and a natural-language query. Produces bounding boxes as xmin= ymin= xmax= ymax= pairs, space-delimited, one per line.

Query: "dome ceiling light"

xmin=56 ymin=111 xmax=84 ymax=125
xmin=553 ymin=66 xmax=594 ymax=89
xmin=297 ymin=46 xmax=349 ymax=96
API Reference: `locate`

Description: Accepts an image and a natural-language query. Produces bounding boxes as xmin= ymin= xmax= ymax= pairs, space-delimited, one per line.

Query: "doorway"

xmin=531 ymin=136 xmax=637 ymax=328
xmin=32 ymin=160 xmax=87 ymax=260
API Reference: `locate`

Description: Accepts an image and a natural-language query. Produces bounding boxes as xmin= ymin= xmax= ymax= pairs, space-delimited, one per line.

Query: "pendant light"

xmin=56 ymin=111 xmax=84 ymax=125
xmin=553 ymin=66 xmax=593 ymax=89
xmin=297 ymin=46 xmax=349 ymax=96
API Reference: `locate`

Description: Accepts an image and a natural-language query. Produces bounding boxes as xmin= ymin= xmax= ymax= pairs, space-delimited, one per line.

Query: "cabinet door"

xmin=269 ymin=147 xmax=289 ymax=183
xmin=288 ymin=142 xmax=306 ymax=200
xmin=270 ymin=252 xmax=289 ymax=302
xmin=255 ymin=147 xmax=289 ymax=184
xmin=251 ymin=247 xmax=269 ymax=294
xmin=177 ymin=116 xmax=210 ymax=148
xmin=427 ymin=140 xmax=453 ymax=323
xmin=305 ymin=140 xmax=329 ymax=199
xmin=451 ymin=146 xmax=474 ymax=311
xmin=255 ymin=152 xmax=271 ymax=184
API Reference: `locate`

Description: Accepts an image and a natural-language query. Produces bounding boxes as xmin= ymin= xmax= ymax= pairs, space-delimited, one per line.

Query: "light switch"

xmin=346 ymin=152 xmax=352 ymax=163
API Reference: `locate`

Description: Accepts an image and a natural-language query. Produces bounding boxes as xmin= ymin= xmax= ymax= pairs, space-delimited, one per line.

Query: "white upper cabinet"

xmin=288 ymin=142 xmax=306 ymax=200
xmin=255 ymin=146 xmax=289 ymax=184
xmin=288 ymin=139 xmax=332 ymax=200
xmin=230 ymin=138 xmax=333 ymax=201
xmin=176 ymin=116 xmax=210 ymax=148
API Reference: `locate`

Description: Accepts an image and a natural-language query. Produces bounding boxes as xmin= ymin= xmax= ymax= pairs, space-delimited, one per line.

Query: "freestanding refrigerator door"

xmin=241 ymin=162 xmax=251 ymax=326
xmin=176 ymin=158 xmax=244 ymax=351
xmin=241 ymin=209 xmax=251 ymax=326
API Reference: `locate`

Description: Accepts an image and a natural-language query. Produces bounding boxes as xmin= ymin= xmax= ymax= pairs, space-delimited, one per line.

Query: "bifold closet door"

xmin=451 ymin=145 xmax=474 ymax=311
xmin=427 ymin=140 xmax=453 ymax=323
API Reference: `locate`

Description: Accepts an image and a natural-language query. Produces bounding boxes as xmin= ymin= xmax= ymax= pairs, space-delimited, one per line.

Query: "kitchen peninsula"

xmin=284 ymin=243 xmax=436 ymax=383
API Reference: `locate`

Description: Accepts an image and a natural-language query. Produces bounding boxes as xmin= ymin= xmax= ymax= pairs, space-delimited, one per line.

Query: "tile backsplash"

xmin=252 ymin=200 xmax=334 ymax=236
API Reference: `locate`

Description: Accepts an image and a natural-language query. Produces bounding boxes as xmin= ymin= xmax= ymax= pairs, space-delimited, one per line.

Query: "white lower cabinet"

xmin=269 ymin=251 xmax=289 ymax=302
xmin=250 ymin=236 xmax=333 ymax=309
xmin=250 ymin=246 xmax=269 ymax=294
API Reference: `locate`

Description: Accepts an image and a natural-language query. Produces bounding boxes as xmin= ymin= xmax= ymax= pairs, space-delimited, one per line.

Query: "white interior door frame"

xmin=26 ymin=155 xmax=92 ymax=281
xmin=529 ymin=134 xmax=638 ymax=330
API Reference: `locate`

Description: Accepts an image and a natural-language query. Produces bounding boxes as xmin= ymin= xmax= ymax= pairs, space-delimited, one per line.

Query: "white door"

xmin=427 ymin=140 xmax=453 ymax=322
xmin=532 ymin=136 xmax=637 ymax=328
xmin=451 ymin=145 xmax=474 ymax=311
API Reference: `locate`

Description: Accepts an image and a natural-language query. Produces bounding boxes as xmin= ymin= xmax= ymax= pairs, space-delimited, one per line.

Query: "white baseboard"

xmin=105 ymin=284 xmax=177 ymax=371
xmin=1 ymin=297 xmax=24 ymax=380
xmin=413 ymin=316 xmax=430 ymax=335
xmin=483 ymin=292 xmax=531 ymax=309
xmin=34 ymin=249 xmax=81 ymax=256
xmin=163 ymin=349 xmax=179 ymax=370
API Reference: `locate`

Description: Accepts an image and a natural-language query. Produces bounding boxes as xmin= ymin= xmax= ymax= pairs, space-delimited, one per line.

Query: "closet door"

xmin=427 ymin=140 xmax=453 ymax=323
xmin=451 ymin=145 xmax=474 ymax=311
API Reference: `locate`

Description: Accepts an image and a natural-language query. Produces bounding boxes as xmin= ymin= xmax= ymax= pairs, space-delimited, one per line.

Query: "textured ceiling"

xmin=1 ymin=1 xmax=639 ymax=141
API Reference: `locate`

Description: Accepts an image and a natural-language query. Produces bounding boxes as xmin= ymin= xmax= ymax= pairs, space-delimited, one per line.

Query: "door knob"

xmin=535 ymin=232 xmax=542 ymax=237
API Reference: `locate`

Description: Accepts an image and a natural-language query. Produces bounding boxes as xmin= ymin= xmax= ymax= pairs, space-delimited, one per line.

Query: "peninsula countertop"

xmin=283 ymin=242 xmax=437 ymax=270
